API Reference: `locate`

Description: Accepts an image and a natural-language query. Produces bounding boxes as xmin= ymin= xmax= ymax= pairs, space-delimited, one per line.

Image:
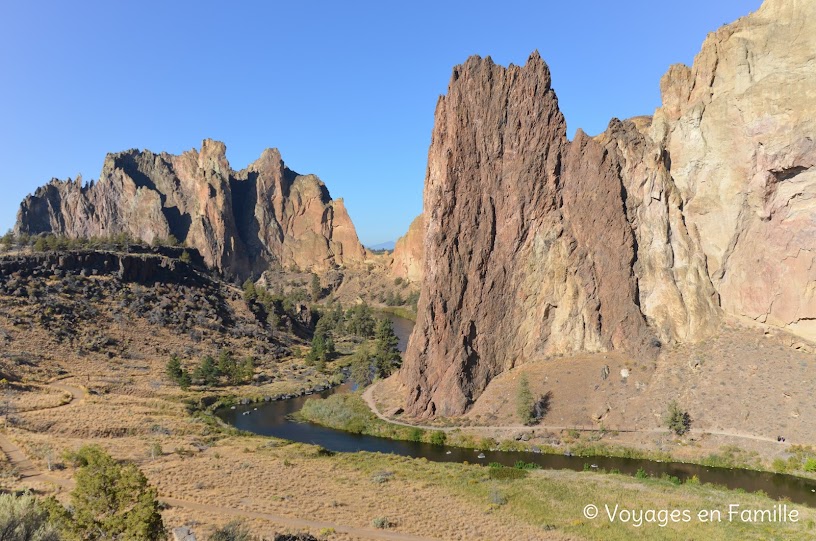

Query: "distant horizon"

xmin=0 ymin=0 xmax=763 ymax=246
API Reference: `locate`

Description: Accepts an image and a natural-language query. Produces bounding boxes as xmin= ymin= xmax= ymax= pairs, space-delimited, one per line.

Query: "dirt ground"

xmin=373 ymin=317 xmax=816 ymax=466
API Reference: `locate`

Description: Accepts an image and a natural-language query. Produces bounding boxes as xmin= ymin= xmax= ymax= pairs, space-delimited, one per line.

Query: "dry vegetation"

xmin=1 ymin=251 xmax=815 ymax=540
xmin=372 ymin=319 xmax=816 ymax=474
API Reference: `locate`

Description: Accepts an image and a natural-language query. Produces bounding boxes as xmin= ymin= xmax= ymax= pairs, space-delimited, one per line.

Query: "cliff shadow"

xmin=120 ymin=154 xmax=191 ymax=240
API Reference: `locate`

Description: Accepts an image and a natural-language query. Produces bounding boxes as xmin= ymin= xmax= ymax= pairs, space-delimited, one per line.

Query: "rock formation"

xmin=15 ymin=141 xmax=366 ymax=279
xmin=390 ymin=214 xmax=425 ymax=283
xmin=401 ymin=0 xmax=816 ymax=417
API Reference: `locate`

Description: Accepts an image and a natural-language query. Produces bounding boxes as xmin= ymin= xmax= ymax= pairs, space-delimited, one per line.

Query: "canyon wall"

xmin=401 ymin=0 xmax=816 ymax=417
xmin=391 ymin=214 xmax=425 ymax=283
xmin=15 ymin=141 xmax=366 ymax=279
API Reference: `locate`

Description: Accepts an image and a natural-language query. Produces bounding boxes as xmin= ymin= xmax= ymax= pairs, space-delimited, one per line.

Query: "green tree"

xmin=54 ymin=446 xmax=164 ymax=541
xmin=166 ymin=355 xmax=191 ymax=390
xmin=0 ymin=493 xmax=60 ymax=541
xmin=373 ymin=318 xmax=401 ymax=378
xmin=194 ymin=355 xmax=220 ymax=387
xmin=305 ymin=331 xmax=334 ymax=367
xmin=217 ymin=350 xmax=236 ymax=381
xmin=33 ymin=237 xmax=48 ymax=252
xmin=242 ymin=279 xmax=257 ymax=303
xmin=178 ymin=370 xmax=192 ymax=390
xmin=310 ymin=273 xmax=321 ymax=302
xmin=179 ymin=250 xmax=192 ymax=264
xmin=0 ymin=230 xmax=13 ymax=251
xmin=346 ymin=303 xmax=375 ymax=338
xmin=166 ymin=355 xmax=183 ymax=382
xmin=516 ymin=374 xmax=534 ymax=425
xmin=237 ymin=356 xmax=255 ymax=384
xmin=330 ymin=303 xmax=345 ymax=334
xmin=350 ymin=345 xmax=374 ymax=387
xmin=266 ymin=311 xmax=280 ymax=329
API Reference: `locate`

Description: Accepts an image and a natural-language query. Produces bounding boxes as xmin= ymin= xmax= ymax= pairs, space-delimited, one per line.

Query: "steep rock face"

xmin=598 ymin=119 xmax=721 ymax=343
xmin=15 ymin=141 xmax=366 ymax=278
xmin=401 ymin=0 xmax=816 ymax=417
xmin=400 ymin=54 xmax=659 ymax=417
xmin=391 ymin=214 xmax=425 ymax=283
xmin=651 ymin=0 xmax=816 ymax=339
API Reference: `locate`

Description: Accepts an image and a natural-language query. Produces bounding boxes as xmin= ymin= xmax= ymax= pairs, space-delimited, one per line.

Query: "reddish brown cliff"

xmin=15 ymin=141 xmax=366 ymax=278
xmin=400 ymin=54 xmax=659 ymax=417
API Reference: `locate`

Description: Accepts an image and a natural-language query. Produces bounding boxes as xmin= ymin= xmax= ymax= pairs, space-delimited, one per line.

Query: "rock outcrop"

xmin=400 ymin=53 xmax=660 ymax=417
xmin=390 ymin=214 xmax=425 ymax=283
xmin=651 ymin=0 xmax=816 ymax=339
xmin=15 ymin=141 xmax=366 ymax=279
xmin=401 ymin=0 xmax=816 ymax=417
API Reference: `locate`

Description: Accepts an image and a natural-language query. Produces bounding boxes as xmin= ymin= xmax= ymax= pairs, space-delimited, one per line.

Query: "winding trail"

xmin=0 ymin=381 xmax=440 ymax=541
xmin=362 ymin=382 xmax=787 ymax=445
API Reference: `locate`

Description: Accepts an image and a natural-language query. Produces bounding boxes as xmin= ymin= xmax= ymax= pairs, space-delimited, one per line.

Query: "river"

xmin=218 ymin=313 xmax=816 ymax=507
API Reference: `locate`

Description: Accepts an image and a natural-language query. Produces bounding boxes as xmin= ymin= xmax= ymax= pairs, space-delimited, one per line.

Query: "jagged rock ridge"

xmin=15 ymin=140 xmax=366 ymax=279
xmin=400 ymin=0 xmax=816 ymax=417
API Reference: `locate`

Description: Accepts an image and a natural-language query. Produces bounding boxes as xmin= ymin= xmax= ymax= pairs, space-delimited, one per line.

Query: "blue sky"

xmin=0 ymin=0 xmax=761 ymax=246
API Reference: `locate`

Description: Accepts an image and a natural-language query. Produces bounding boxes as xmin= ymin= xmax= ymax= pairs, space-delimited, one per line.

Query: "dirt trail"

xmin=0 ymin=382 xmax=441 ymax=541
xmin=362 ymin=382 xmax=787 ymax=445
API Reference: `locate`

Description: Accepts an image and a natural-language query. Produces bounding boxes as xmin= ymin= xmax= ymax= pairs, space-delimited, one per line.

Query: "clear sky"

xmin=0 ymin=0 xmax=762 ymax=246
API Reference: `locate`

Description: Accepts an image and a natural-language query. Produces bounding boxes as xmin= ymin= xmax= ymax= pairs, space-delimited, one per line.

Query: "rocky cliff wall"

xmin=15 ymin=141 xmax=367 ymax=279
xmin=401 ymin=0 xmax=816 ymax=417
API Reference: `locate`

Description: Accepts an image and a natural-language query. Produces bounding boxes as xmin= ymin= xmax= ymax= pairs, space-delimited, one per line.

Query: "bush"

xmin=210 ymin=521 xmax=255 ymax=541
xmin=488 ymin=463 xmax=529 ymax=480
xmin=430 ymin=431 xmax=446 ymax=446
xmin=52 ymin=445 xmax=164 ymax=540
xmin=299 ymin=394 xmax=375 ymax=434
xmin=372 ymin=517 xmax=392 ymax=529
xmin=0 ymin=493 xmax=60 ymax=541
xmin=488 ymin=487 xmax=508 ymax=505
xmin=664 ymin=400 xmax=691 ymax=435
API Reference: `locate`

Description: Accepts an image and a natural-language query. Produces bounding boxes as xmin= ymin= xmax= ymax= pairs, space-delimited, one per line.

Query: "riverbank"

xmin=295 ymin=387 xmax=816 ymax=504
xmin=222 ymin=389 xmax=816 ymax=539
xmin=366 ymin=322 xmax=816 ymax=480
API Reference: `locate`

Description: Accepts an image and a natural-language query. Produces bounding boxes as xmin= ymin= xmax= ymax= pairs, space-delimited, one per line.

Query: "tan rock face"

xmin=15 ymin=141 xmax=366 ymax=278
xmin=401 ymin=0 xmax=816 ymax=417
xmin=651 ymin=0 xmax=816 ymax=339
xmin=391 ymin=214 xmax=425 ymax=283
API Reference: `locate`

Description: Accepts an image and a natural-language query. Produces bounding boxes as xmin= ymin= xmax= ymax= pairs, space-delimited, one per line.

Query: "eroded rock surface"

xmin=15 ymin=141 xmax=366 ymax=279
xmin=391 ymin=214 xmax=425 ymax=283
xmin=401 ymin=0 xmax=816 ymax=417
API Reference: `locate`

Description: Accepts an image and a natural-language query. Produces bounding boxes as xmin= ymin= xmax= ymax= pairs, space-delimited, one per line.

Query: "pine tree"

xmin=516 ymin=374 xmax=534 ymax=425
xmin=350 ymin=345 xmax=374 ymax=387
xmin=373 ymin=318 xmax=401 ymax=378
xmin=166 ymin=355 xmax=183 ymax=382
xmin=194 ymin=355 xmax=220 ymax=386
xmin=310 ymin=273 xmax=321 ymax=302
xmin=242 ymin=279 xmax=257 ymax=303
